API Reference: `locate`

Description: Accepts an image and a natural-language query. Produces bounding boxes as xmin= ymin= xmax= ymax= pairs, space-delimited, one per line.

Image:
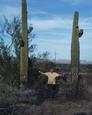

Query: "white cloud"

xmin=30 ymin=14 xmax=92 ymax=61
xmin=33 ymin=35 xmax=92 ymax=61
xmin=33 ymin=38 xmax=71 ymax=60
xmin=0 ymin=5 xmax=21 ymax=18
xmin=79 ymin=17 xmax=92 ymax=30
xmin=30 ymin=9 xmax=49 ymax=16
xmin=29 ymin=17 xmax=73 ymax=31
xmin=28 ymin=15 xmax=92 ymax=32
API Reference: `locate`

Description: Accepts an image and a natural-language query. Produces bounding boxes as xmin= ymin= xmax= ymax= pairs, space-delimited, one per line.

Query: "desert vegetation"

xmin=0 ymin=0 xmax=92 ymax=115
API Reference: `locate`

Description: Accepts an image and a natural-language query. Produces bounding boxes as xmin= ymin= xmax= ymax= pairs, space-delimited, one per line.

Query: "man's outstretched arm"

xmin=39 ymin=71 xmax=47 ymax=75
xmin=56 ymin=72 xmax=64 ymax=77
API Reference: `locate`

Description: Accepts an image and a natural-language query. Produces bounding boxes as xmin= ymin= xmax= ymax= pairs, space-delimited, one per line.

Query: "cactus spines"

xmin=20 ymin=0 xmax=28 ymax=86
xmin=71 ymin=11 xmax=80 ymax=82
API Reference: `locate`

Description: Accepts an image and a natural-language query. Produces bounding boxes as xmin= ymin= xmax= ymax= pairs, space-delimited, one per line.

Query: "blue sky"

xmin=0 ymin=0 xmax=92 ymax=61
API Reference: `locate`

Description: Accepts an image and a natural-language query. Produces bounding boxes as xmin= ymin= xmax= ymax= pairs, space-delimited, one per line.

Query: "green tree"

xmin=0 ymin=17 xmax=36 ymax=87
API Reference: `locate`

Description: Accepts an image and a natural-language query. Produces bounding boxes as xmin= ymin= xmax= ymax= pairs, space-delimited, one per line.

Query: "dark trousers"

xmin=47 ymin=84 xmax=59 ymax=98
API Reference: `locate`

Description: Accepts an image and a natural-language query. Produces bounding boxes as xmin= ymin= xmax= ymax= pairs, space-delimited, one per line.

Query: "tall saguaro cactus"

xmin=20 ymin=0 xmax=28 ymax=86
xmin=71 ymin=11 xmax=83 ymax=82
xmin=71 ymin=11 xmax=80 ymax=82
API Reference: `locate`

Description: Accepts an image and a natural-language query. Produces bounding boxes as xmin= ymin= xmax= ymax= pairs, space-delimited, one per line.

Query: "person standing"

xmin=39 ymin=69 xmax=63 ymax=98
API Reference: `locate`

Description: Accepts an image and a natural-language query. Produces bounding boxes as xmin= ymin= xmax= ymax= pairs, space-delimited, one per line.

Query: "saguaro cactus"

xmin=71 ymin=11 xmax=83 ymax=82
xmin=20 ymin=0 xmax=28 ymax=86
xmin=71 ymin=11 xmax=80 ymax=82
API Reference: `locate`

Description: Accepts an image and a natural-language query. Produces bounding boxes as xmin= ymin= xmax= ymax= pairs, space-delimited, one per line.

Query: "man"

xmin=39 ymin=69 xmax=64 ymax=98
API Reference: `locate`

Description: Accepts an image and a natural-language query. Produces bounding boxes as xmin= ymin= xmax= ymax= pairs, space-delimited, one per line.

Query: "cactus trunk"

xmin=20 ymin=0 xmax=28 ymax=86
xmin=71 ymin=11 xmax=80 ymax=82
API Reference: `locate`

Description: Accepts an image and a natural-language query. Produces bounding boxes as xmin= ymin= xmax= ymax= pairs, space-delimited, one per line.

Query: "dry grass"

xmin=0 ymin=73 xmax=92 ymax=115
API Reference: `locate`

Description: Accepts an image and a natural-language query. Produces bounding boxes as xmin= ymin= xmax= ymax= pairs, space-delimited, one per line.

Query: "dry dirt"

xmin=15 ymin=99 xmax=92 ymax=115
